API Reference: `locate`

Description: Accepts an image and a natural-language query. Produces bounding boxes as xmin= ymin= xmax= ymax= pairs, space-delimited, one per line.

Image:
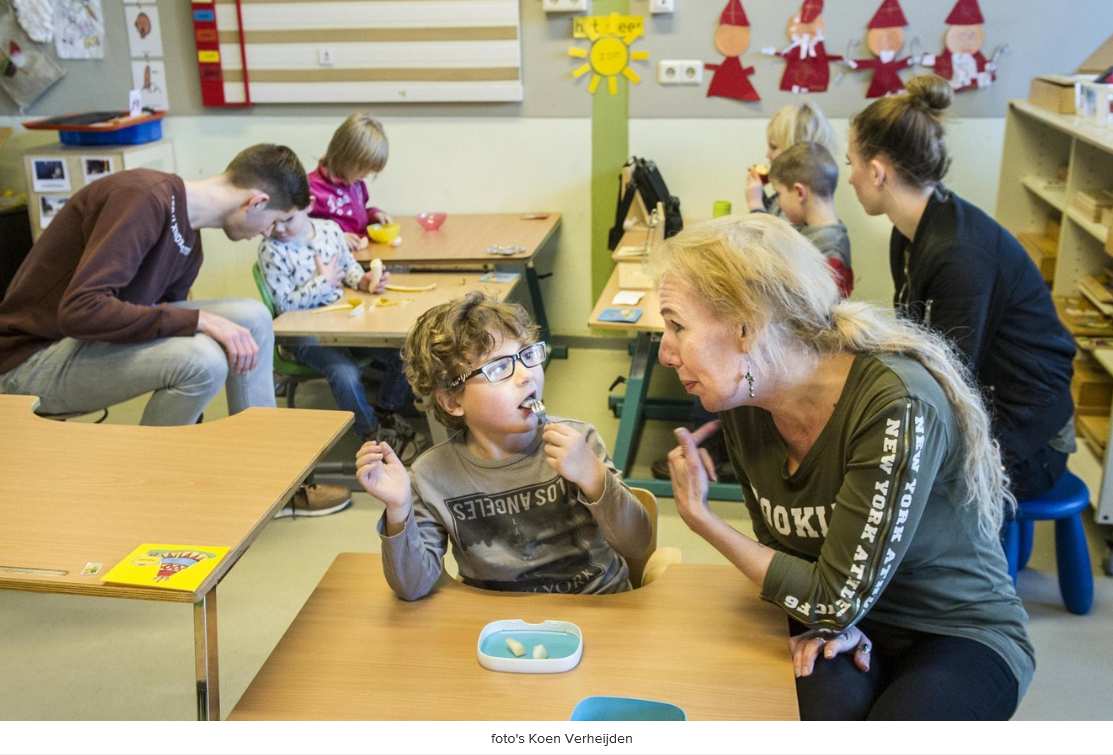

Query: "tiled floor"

xmin=1 ymin=344 xmax=1110 ymax=720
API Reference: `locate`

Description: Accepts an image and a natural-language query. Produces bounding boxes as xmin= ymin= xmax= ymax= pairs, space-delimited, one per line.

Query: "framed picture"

xmin=39 ymin=195 xmax=69 ymax=228
xmin=31 ymin=157 xmax=70 ymax=192
xmin=82 ymin=156 xmax=114 ymax=183
xmin=125 ymin=5 xmax=163 ymax=58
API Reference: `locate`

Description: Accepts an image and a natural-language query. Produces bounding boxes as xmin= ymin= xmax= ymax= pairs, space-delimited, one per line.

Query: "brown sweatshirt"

xmin=0 ymin=169 xmax=203 ymax=375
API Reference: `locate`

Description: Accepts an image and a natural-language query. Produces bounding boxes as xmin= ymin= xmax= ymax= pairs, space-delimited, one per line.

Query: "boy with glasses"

xmin=355 ymin=292 xmax=651 ymax=599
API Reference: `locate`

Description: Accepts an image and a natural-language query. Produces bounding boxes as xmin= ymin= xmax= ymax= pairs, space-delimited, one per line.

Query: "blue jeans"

xmin=291 ymin=343 xmax=410 ymax=437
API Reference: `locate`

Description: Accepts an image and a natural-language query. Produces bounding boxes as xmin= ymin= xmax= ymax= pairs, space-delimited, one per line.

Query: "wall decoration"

xmin=706 ymin=0 xmax=759 ymax=102
xmin=192 ymin=0 xmax=524 ymax=106
xmin=925 ymin=0 xmax=1005 ymax=92
xmin=568 ymin=13 xmax=649 ymax=96
xmin=844 ymin=0 xmax=915 ymax=98
xmin=762 ymin=0 xmax=842 ymax=93
xmin=125 ymin=4 xmax=162 ymax=58
xmin=82 ymin=156 xmax=113 ymax=183
xmin=54 ymin=0 xmax=105 ymax=60
xmin=38 ymin=194 xmax=68 ymax=227
xmin=31 ymin=156 xmax=69 ymax=192
xmin=0 ymin=6 xmax=65 ymax=109
xmin=12 ymin=0 xmax=53 ymax=43
xmin=131 ymin=59 xmax=168 ymax=111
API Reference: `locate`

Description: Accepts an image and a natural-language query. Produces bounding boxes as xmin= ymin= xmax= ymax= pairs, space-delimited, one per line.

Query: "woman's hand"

xmin=667 ymin=420 xmax=721 ymax=529
xmin=788 ymin=626 xmax=873 ymax=678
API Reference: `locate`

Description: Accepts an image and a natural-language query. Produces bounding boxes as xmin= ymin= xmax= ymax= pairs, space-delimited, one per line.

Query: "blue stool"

xmin=1003 ymin=471 xmax=1094 ymax=615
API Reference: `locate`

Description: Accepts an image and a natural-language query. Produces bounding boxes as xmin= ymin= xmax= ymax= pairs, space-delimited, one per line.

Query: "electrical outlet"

xmin=657 ymin=59 xmax=703 ymax=85
xmin=542 ymin=0 xmax=588 ymax=12
xmin=318 ymin=47 xmax=336 ymax=67
xmin=649 ymin=0 xmax=675 ymax=13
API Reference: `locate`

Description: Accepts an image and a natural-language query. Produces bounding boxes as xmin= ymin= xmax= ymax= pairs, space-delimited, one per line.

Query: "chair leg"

xmin=1054 ymin=513 xmax=1094 ymax=615
xmin=1003 ymin=518 xmax=1021 ymax=585
xmin=286 ymin=380 xmax=298 ymax=409
xmin=1018 ymin=518 xmax=1035 ymax=572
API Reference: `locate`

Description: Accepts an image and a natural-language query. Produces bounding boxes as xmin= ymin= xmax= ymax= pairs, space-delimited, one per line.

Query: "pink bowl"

xmin=416 ymin=212 xmax=447 ymax=231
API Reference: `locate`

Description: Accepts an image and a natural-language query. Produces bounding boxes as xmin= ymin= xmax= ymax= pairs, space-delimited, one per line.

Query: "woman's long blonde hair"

xmin=652 ymin=214 xmax=1011 ymax=537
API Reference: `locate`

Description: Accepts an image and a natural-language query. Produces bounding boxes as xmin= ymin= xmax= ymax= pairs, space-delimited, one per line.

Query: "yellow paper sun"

xmin=568 ymin=13 xmax=649 ymax=96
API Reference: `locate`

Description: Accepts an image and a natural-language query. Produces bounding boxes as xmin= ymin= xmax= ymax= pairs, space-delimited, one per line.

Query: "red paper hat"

xmin=868 ymin=0 xmax=908 ymax=29
xmin=720 ymin=0 xmax=749 ymax=26
xmin=945 ymin=0 xmax=984 ymax=25
xmin=799 ymin=0 xmax=824 ymax=23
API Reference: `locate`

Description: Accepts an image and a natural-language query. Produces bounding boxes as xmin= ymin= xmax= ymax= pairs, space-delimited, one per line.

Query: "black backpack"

xmin=608 ymin=157 xmax=683 ymax=250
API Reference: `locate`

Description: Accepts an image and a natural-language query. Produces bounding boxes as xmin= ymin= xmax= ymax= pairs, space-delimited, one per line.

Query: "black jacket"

xmin=890 ymin=187 xmax=1075 ymax=466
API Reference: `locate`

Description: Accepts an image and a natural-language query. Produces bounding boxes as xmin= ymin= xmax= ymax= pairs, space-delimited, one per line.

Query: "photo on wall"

xmin=131 ymin=59 xmax=169 ymax=111
xmin=125 ymin=4 xmax=162 ymax=58
xmin=39 ymin=194 xmax=69 ymax=228
xmin=82 ymin=156 xmax=114 ymax=183
xmin=31 ymin=157 xmax=70 ymax=192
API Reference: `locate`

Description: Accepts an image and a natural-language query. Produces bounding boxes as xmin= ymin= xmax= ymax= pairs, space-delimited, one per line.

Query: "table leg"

xmin=194 ymin=589 xmax=220 ymax=721
xmin=611 ymin=332 xmax=657 ymax=476
xmin=525 ymin=262 xmax=567 ymax=360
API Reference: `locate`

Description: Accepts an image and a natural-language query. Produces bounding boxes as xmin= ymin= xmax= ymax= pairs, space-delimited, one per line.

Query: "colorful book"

xmin=102 ymin=543 xmax=230 ymax=591
xmin=597 ymin=307 xmax=643 ymax=324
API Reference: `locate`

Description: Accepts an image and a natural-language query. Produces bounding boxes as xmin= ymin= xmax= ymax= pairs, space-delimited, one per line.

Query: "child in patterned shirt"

xmin=308 ymin=113 xmax=392 ymax=252
xmin=258 ymin=206 xmax=417 ymax=455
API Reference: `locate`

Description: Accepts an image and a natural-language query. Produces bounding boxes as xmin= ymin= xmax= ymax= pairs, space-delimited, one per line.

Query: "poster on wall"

xmin=131 ymin=59 xmax=168 ymax=111
xmin=31 ymin=156 xmax=70 ymax=192
xmin=125 ymin=5 xmax=162 ymax=58
xmin=82 ymin=156 xmax=113 ymax=183
xmin=54 ymin=0 xmax=105 ymax=60
xmin=39 ymin=194 xmax=68 ymax=227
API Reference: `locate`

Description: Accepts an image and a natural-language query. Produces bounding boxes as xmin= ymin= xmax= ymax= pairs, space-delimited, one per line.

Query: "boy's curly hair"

xmin=403 ymin=292 xmax=539 ymax=433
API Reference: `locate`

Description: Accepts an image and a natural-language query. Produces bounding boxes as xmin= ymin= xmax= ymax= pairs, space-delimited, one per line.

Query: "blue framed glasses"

xmin=450 ymin=341 xmax=548 ymax=389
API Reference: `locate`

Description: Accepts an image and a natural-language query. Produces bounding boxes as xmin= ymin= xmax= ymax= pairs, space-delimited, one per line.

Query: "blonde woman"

xmin=654 ymin=213 xmax=1033 ymax=720
xmin=308 ymin=113 xmax=392 ymax=252
xmin=746 ymin=102 xmax=837 ymax=215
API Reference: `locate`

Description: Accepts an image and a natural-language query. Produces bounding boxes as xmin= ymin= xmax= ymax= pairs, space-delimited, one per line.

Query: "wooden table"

xmin=352 ymin=213 xmax=565 ymax=357
xmin=0 ymin=395 xmax=352 ymax=720
xmin=230 ymin=554 xmax=798 ymax=720
xmin=272 ymin=271 xmax=520 ymax=348
xmin=589 ymin=229 xmax=743 ymax=504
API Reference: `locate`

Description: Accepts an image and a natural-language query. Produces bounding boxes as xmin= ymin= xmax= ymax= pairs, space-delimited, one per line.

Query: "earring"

xmin=745 ymin=369 xmax=755 ymax=399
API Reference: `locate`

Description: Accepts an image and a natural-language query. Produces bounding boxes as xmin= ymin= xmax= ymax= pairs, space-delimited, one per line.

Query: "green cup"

xmin=712 ymin=200 xmax=732 ymax=218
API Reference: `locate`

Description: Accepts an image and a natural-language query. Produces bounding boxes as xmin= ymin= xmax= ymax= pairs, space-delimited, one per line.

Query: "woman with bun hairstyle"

xmin=847 ymin=74 xmax=1075 ymax=502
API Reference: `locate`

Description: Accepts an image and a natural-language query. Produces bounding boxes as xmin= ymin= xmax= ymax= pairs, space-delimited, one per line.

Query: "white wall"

xmin=1 ymin=114 xmax=1004 ymax=334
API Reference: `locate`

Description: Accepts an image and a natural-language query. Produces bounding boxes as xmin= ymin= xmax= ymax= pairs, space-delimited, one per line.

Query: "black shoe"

xmin=651 ymin=457 xmax=671 ymax=480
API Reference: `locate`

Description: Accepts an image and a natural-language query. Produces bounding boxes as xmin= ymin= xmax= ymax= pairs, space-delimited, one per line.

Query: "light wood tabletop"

xmin=353 ymin=213 xmax=561 ymax=266
xmin=588 ymin=263 xmax=664 ymax=333
xmin=0 ymin=395 xmax=352 ymax=603
xmin=230 ymin=554 xmax=798 ymax=721
xmin=272 ymin=271 xmax=520 ymax=347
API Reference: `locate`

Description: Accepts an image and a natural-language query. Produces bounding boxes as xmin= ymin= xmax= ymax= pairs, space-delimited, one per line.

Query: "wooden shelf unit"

xmin=999 ymin=100 xmax=1113 ymax=525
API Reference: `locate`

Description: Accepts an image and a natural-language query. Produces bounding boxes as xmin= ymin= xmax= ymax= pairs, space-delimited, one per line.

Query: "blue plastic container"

xmin=59 ymin=119 xmax=163 ymax=146
xmin=570 ymin=696 xmax=686 ymax=721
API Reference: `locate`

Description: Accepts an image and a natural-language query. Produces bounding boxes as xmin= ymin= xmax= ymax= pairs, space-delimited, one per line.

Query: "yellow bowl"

xmin=367 ymin=222 xmax=401 ymax=244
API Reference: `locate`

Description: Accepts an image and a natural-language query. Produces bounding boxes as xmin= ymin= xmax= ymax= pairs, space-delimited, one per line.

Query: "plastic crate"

xmin=59 ymin=119 xmax=163 ymax=146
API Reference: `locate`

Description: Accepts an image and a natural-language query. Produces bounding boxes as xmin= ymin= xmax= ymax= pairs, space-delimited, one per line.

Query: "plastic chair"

xmin=627 ymin=487 xmax=682 ymax=587
xmin=1003 ymin=470 xmax=1094 ymax=615
xmin=251 ymin=262 xmax=322 ymax=408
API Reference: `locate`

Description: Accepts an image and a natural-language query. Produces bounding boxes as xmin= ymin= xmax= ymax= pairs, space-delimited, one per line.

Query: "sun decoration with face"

xmin=568 ymin=13 xmax=649 ymax=96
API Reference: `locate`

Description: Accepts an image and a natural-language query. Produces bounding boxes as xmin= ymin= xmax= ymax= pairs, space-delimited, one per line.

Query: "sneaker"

xmin=274 ymin=483 xmax=352 ymax=519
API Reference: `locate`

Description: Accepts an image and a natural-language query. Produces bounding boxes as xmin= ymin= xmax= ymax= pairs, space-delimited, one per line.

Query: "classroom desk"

xmin=0 ymin=395 xmax=352 ymax=720
xmin=273 ymin=271 xmax=521 ymax=348
xmin=353 ymin=213 xmax=564 ymax=357
xmin=229 ymin=554 xmax=798 ymax=721
xmin=589 ymin=240 xmax=743 ymax=503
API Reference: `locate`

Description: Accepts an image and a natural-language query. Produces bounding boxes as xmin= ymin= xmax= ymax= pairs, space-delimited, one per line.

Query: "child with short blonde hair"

xmin=309 ymin=113 xmax=392 ymax=252
xmin=746 ymin=102 xmax=837 ymax=215
xmin=355 ymin=292 xmax=652 ymax=600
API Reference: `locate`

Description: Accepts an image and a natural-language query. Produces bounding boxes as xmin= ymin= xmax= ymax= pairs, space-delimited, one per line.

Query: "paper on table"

xmin=614 ymin=245 xmax=646 ymax=258
xmin=612 ymin=290 xmax=645 ymax=306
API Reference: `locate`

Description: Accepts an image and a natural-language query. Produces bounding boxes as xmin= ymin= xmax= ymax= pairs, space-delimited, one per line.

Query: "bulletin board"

xmin=192 ymin=0 xmax=524 ymax=106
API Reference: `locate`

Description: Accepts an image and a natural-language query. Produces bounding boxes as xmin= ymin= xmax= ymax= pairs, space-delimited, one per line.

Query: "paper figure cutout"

xmin=568 ymin=13 xmax=649 ymax=97
xmin=706 ymin=0 xmax=759 ymax=102
xmin=762 ymin=0 xmax=842 ymax=93
xmin=844 ymin=0 xmax=915 ymax=98
xmin=924 ymin=0 xmax=1005 ymax=92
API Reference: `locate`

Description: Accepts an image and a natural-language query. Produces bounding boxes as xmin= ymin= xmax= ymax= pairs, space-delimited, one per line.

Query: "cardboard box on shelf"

xmin=1077 ymin=81 xmax=1113 ymax=125
xmin=1073 ymin=189 xmax=1113 ymax=222
xmin=1017 ymin=230 xmax=1058 ymax=283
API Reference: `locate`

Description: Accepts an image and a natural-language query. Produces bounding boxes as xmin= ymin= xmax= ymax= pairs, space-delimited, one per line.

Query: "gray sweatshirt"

xmin=378 ymin=418 xmax=652 ymax=600
xmin=800 ymin=221 xmax=851 ymax=269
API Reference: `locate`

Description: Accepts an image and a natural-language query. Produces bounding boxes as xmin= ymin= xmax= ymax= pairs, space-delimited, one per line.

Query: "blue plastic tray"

xmin=59 ymin=120 xmax=162 ymax=146
xmin=570 ymin=696 xmax=686 ymax=721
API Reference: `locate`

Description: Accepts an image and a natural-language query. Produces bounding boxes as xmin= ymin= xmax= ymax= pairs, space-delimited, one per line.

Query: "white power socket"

xmin=649 ymin=0 xmax=675 ymax=13
xmin=657 ymin=59 xmax=703 ymax=85
xmin=542 ymin=0 xmax=588 ymax=12
xmin=318 ymin=47 xmax=336 ymax=67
